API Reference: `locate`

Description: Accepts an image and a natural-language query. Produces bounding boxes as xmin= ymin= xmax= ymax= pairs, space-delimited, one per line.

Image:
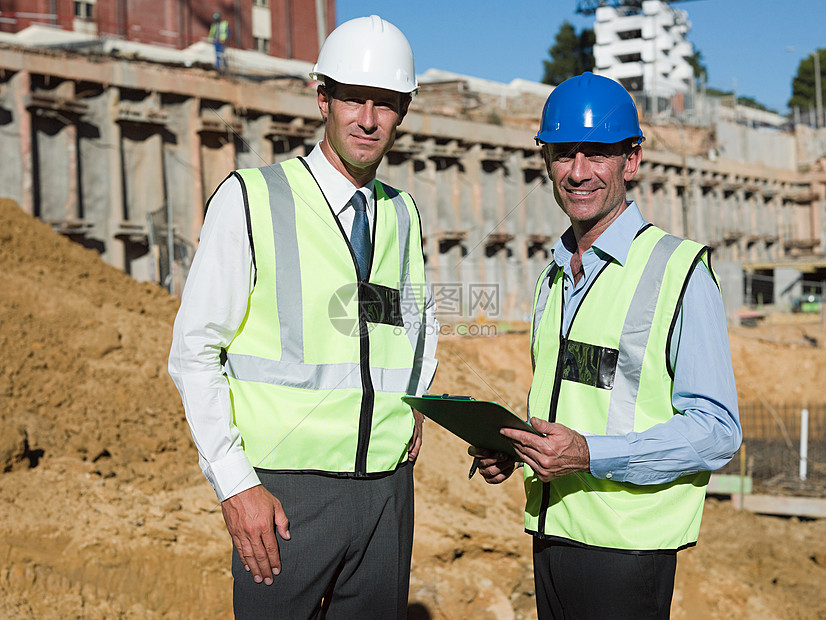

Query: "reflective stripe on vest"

xmin=223 ymin=159 xmax=427 ymax=474
xmin=525 ymin=226 xmax=713 ymax=551
xmin=224 ymin=353 xmax=415 ymax=393
xmin=606 ymin=233 xmax=681 ymax=435
xmin=209 ymin=21 xmax=228 ymax=42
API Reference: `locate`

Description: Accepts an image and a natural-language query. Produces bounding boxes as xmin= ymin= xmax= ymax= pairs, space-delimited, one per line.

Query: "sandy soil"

xmin=1 ymin=197 xmax=825 ymax=619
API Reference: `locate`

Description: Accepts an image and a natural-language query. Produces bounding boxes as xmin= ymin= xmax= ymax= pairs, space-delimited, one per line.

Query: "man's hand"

xmin=408 ymin=409 xmax=425 ymax=463
xmin=221 ymin=485 xmax=291 ymax=585
xmin=468 ymin=446 xmax=517 ymax=484
xmin=500 ymin=417 xmax=590 ymax=483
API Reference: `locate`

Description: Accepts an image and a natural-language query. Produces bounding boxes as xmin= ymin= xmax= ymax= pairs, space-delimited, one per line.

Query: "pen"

xmin=468 ymin=457 xmax=480 ymax=480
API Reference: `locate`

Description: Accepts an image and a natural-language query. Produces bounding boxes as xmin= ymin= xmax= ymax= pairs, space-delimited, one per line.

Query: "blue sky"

xmin=336 ymin=0 xmax=825 ymax=114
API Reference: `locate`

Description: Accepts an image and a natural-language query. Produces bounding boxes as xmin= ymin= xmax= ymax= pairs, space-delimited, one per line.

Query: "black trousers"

xmin=232 ymin=464 xmax=414 ymax=620
xmin=533 ymin=537 xmax=677 ymax=620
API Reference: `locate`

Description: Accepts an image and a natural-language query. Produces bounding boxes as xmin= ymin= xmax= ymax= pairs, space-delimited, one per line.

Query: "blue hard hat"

xmin=535 ymin=72 xmax=644 ymax=145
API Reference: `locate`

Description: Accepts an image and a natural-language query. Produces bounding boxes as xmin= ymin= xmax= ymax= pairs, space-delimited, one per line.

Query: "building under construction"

xmin=1 ymin=3 xmax=825 ymax=323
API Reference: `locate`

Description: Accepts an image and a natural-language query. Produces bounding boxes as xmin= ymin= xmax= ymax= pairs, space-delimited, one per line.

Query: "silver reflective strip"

xmin=385 ymin=188 xmax=425 ymax=394
xmin=531 ymin=265 xmax=555 ymax=360
xmin=371 ymin=365 xmax=417 ymax=394
xmin=606 ymin=234 xmax=682 ymax=435
xmin=260 ymin=164 xmax=304 ymax=363
xmin=225 ymin=352 xmax=411 ymax=393
xmin=390 ymin=191 xmax=417 ymax=345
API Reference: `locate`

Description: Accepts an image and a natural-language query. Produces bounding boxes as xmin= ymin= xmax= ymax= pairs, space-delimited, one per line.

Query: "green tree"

xmin=541 ymin=21 xmax=595 ymax=86
xmin=789 ymin=48 xmax=826 ymax=112
xmin=686 ymin=50 xmax=707 ymax=86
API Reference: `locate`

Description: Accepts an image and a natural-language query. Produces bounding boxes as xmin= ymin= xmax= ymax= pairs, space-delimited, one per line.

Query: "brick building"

xmin=0 ymin=0 xmax=335 ymax=62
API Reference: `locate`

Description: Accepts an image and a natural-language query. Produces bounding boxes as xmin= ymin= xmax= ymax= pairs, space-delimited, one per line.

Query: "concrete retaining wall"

xmin=2 ymin=43 xmax=825 ymax=321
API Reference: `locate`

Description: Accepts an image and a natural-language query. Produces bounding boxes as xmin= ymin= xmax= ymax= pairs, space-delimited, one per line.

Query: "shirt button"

xmin=606 ymin=472 xmax=613 ymax=479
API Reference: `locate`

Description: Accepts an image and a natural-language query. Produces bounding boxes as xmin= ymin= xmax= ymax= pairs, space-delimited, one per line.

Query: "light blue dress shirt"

xmin=547 ymin=202 xmax=741 ymax=485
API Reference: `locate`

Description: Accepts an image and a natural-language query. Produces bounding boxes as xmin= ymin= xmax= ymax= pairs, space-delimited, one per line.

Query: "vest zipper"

xmin=354 ymin=191 xmax=380 ymax=476
xmin=354 ymin=285 xmax=375 ymax=476
xmin=298 ymin=158 xmax=377 ymax=476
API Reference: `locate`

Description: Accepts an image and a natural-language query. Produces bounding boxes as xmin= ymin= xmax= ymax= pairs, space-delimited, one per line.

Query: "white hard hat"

xmin=310 ymin=15 xmax=417 ymax=94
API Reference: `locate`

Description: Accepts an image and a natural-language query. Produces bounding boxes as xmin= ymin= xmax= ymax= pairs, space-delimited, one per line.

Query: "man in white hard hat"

xmin=169 ymin=15 xmax=438 ymax=618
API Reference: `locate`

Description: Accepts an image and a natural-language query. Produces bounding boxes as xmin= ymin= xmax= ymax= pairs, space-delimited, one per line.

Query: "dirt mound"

xmin=0 ymin=198 xmax=187 ymax=485
xmin=1 ymin=198 xmax=825 ymax=619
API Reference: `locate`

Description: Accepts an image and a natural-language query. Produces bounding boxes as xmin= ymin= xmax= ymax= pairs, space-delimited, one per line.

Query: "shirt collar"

xmin=551 ymin=201 xmax=646 ymax=269
xmin=304 ymin=143 xmax=375 ymax=216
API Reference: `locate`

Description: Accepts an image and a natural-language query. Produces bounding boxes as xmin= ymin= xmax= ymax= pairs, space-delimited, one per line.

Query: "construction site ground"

xmin=1 ymin=197 xmax=825 ymax=619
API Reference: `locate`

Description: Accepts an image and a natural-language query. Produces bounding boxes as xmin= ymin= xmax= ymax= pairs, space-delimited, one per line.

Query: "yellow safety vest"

xmin=209 ymin=20 xmax=228 ymax=44
xmin=223 ymin=158 xmax=428 ymax=475
xmin=526 ymin=225 xmax=714 ymax=551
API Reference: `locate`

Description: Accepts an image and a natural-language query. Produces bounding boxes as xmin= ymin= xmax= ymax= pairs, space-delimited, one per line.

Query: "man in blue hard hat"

xmin=471 ymin=72 xmax=741 ymax=619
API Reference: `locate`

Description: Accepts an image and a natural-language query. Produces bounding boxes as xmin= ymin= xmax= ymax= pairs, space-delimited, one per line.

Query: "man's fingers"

xmin=502 ymin=427 xmax=546 ymax=449
xmin=472 ymin=448 xmax=517 ymax=485
xmin=238 ymin=538 xmax=267 ymax=584
xmin=529 ymin=416 xmax=555 ymax=434
xmin=261 ymin=530 xmax=282 ymax=576
xmin=250 ymin=537 xmax=275 ymax=585
xmin=469 ymin=446 xmax=511 ymax=463
xmin=221 ymin=486 xmax=291 ymax=585
xmin=408 ymin=433 xmax=422 ymax=462
xmin=409 ymin=410 xmax=424 ymax=462
xmin=480 ymin=462 xmax=513 ymax=481
xmin=273 ymin=503 xmax=291 ymax=541
xmin=231 ymin=534 xmax=250 ymax=572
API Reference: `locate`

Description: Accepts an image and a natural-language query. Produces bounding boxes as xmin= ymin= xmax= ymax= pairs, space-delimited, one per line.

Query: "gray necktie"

xmin=349 ymin=191 xmax=371 ymax=281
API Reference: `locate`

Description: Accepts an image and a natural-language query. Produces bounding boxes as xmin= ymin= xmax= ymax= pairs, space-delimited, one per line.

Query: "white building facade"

xmin=594 ymin=0 xmax=695 ymax=109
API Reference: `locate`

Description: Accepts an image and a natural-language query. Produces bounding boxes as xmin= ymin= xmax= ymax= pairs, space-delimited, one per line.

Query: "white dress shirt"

xmin=169 ymin=143 xmax=439 ymax=501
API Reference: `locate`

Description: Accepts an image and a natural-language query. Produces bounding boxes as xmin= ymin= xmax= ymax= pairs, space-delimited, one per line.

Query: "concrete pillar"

xmin=463 ymin=145 xmax=486 ymax=319
xmin=236 ymin=113 xmax=272 ymax=170
xmin=501 ymin=150 xmax=524 ymax=321
xmin=816 ymin=178 xmax=826 ymax=255
xmin=721 ymin=184 xmax=738 ymax=262
xmin=777 ymin=195 xmax=790 ymax=260
xmin=665 ymin=169 xmax=681 ymax=235
xmin=413 ymin=148 xmax=461 ymax=321
xmin=120 ymin=120 xmax=164 ymax=281
xmin=522 ymin=161 xmax=554 ymax=322
xmin=163 ymin=96 xmax=204 ymax=245
xmin=652 ymin=179 xmax=667 ymax=230
xmin=32 ymin=103 xmax=78 ymax=224
xmin=768 ymin=193 xmax=780 ymax=261
xmin=199 ymin=103 xmax=238 ymax=201
xmin=715 ymin=259 xmax=744 ymax=319
xmin=511 ymin=151 xmax=531 ymax=322
xmin=775 ymin=267 xmax=802 ymax=311
xmin=686 ymin=168 xmax=703 ymax=243
xmin=80 ymin=86 xmax=122 ymax=261
xmin=711 ymin=186 xmax=728 ymax=261
xmin=97 ymin=86 xmax=127 ymax=272
xmin=0 ymin=70 xmax=32 ymax=213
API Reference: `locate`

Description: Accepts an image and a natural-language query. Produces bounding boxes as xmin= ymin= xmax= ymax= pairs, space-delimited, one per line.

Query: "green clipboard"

xmin=401 ymin=394 xmax=539 ymax=458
